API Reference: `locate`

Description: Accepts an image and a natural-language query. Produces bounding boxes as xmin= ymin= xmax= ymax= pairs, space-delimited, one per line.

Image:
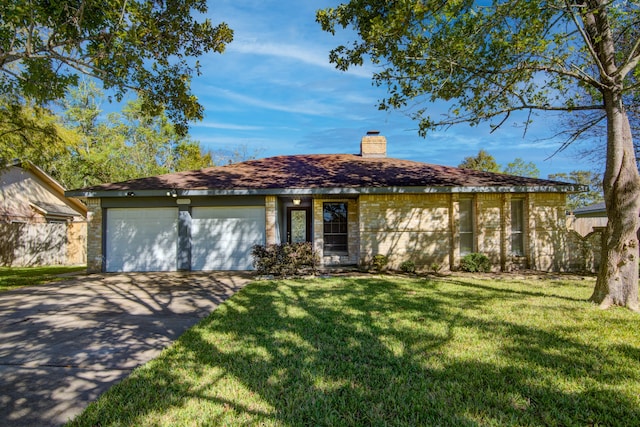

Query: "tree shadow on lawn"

xmin=69 ymin=277 xmax=640 ymax=426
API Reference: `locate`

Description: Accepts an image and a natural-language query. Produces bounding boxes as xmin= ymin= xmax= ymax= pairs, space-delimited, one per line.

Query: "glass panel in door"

xmin=290 ymin=210 xmax=307 ymax=243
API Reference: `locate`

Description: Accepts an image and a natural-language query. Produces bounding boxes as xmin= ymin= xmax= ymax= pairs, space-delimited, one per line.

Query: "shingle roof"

xmin=71 ymin=154 xmax=579 ymax=195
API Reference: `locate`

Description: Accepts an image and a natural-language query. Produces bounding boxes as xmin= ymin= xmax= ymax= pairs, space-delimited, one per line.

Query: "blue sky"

xmin=185 ymin=0 xmax=593 ymax=178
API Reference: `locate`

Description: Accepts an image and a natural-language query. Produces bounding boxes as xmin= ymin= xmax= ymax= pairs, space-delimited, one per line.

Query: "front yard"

xmin=0 ymin=266 xmax=85 ymax=292
xmin=68 ymin=274 xmax=640 ymax=426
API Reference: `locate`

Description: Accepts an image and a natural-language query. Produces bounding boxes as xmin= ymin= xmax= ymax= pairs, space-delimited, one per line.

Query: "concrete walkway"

xmin=0 ymin=271 xmax=252 ymax=427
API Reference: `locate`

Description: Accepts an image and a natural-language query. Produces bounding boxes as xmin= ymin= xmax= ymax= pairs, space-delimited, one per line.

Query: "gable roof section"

xmin=67 ymin=154 xmax=583 ymax=197
xmin=3 ymin=160 xmax=87 ymax=217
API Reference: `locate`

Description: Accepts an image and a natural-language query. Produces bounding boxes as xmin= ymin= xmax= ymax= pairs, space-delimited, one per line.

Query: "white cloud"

xmin=194 ymin=121 xmax=265 ymax=131
xmin=228 ymin=39 xmax=374 ymax=78
xmin=204 ymin=87 xmax=341 ymax=117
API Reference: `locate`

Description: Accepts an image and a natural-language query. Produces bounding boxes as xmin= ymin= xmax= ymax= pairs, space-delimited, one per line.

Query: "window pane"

xmin=460 ymin=233 xmax=473 ymax=256
xmin=511 ymin=233 xmax=524 ymax=256
xmin=323 ymin=202 xmax=348 ymax=253
xmin=459 ymin=199 xmax=473 ymax=232
xmin=459 ymin=199 xmax=474 ymax=254
xmin=511 ymin=199 xmax=524 ymax=255
xmin=511 ymin=200 xmax=524 ymax=232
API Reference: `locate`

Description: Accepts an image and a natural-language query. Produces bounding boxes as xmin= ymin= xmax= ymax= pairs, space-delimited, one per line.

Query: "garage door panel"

xmin=106 ymin=208 xmax=178 ymax=272
xmin=191 ymin=207 xmax=265 ymax=270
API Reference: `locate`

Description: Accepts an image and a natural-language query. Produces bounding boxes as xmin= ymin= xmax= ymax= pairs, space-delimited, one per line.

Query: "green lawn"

xmin=0 ymin=265 xmax=86 ymax=292
xmin=68 ymin=275 xmax=640 ymax=426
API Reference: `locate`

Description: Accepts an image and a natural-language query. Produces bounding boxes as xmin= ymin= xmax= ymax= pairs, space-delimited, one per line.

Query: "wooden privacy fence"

xmin=0 ymin=222 xmax=86 ymax=267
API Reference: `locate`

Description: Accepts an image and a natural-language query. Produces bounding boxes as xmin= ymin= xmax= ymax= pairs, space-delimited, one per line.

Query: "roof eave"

xmin=66 ymin=184 xmax=585 ymax=199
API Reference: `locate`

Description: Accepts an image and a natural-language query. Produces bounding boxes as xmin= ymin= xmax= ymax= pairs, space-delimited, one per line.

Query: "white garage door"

xmin=191 ymin=206 xmax=266 ymax=270
xmin=106 ymin=207 xmax=178 ymax=272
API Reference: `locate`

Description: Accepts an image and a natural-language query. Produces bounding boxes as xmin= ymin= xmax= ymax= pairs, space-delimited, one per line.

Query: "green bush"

xmin=400 ymin=260 xmax=416 ymax=274
xmin=460 ymin=253 xmax=491 ymax=273
xmin=251 ymin=242 xmax=319 ymax=276
xmin=371 ymin=254 xmax=389 ymax=272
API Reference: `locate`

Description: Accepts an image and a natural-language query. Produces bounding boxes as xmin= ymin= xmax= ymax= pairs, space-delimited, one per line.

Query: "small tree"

xmin=458 ymin=150 xmax=501 ymax=173
xmin=504 ymin=158 xmax=540 ymax=178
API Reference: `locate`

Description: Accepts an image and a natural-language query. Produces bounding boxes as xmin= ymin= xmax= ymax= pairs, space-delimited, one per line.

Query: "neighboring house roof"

xmin=573 ymin=202 xmax=606 ymax=217
xmin=1 ymin=160 xmax=87 ymax=220
xmin=68 ymin=154 xmax=583 ymax=198
xmin=29 ymin=201 xmax=84 ymax=221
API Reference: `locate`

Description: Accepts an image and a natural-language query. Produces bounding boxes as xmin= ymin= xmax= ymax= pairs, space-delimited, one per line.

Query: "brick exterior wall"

xmin=528 ymin=193 xmax=568 ymax=271
xmin=359 ymin=194 xmax=451 ymax=270
xmin=352 ymin=192 xmax=569 ymax=272
xmin=85 ymin=198 xmax=103 ymax=273
xmin=265 ymin=195 xmax=278 ymax=245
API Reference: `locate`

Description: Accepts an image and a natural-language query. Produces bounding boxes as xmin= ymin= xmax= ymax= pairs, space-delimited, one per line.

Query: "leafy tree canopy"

xmin=549 ymin=170 xmax=604 ymax=211
xmin=317 ymin=1 xmax=639 ymax=136
xmin=0 ymin=0 xmax=233 ymax=135
xmin=503 ymin=158 xmax=540 ymax=178
xmin=457 ymin=150 xmax=539 ymax=178
xmin=0 ymin=100 xmax=75 ymax=165
xmin=458 ymin=149 xmax=501 ymax=173
xmin=52 ymin=82 xmax=215 ymax=189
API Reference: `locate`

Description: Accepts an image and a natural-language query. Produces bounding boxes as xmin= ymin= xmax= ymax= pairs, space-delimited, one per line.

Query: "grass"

xmin=67 ymin=274 xmax=640 ymax=426
xmin=0 ymin=265 xmax=86 ymax=292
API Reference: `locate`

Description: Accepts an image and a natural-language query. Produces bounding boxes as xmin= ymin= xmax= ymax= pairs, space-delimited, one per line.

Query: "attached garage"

xmin=191 ymin=206 xmax=266 ymax=270
xmin=106 ymin=207 xmax=178 ymax=272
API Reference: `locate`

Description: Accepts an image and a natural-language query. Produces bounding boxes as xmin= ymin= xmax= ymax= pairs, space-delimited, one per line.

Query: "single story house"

xmin=67 ymin=132 xmax=583 ymax=273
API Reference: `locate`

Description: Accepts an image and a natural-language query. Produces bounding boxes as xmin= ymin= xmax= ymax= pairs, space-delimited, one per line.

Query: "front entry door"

xmin=287 ymin=207 xmax=311 ymax=243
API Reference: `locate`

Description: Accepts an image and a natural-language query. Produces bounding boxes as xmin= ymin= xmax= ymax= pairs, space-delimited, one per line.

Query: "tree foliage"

xmin=458 ymin=149 xmax=501 ymax=173
xmin=549 ymin=170 xmax=604 ymax=211
xmin=0 ymin=101 xmax=76 ymax=165
xmin=457 ymin=150 xmax=539 ymax=178
xmin=318 ymin=1 xmax=640 ymax=310
xmin=51 ymin=82 xmax=214 ymax=189
xmin=317 ymin=1 xmax=639 ymax=136
xmin=0 ymin=0 xmax=233 ymax=135
xmin=503 ymin=158 xmax=540 ymax=178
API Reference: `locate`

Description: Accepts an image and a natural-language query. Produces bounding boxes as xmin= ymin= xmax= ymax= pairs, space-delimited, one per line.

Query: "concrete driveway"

xmin=0 ymin=271 xmax=252 ymax=427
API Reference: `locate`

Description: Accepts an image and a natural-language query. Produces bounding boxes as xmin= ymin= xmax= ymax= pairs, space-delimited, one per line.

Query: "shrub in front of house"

xmin=400 ymin=260 xmax=416 ymax=274
xmin=371 ymin=254 xmax=389 ymax=272
xmin=251 ymin=243 xmax=319 ymax=276
xmin=460 ymin=253 xmax=491 ymax=273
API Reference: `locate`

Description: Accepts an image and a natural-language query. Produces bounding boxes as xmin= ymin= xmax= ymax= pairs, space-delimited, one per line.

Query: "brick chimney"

xmin=360 ymin=130 xmax=387 ymax=158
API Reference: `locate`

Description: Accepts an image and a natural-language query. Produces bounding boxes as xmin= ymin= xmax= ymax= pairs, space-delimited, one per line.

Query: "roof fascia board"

xmin=67 ymin=184 xmax=586 ymax=199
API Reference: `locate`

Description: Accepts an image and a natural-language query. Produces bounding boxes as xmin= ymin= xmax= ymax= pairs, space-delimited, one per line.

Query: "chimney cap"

xmin=366 ymin=130 xmax=380 ymax=135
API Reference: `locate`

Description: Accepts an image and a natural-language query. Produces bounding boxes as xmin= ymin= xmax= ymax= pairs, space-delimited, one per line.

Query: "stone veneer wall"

xmin=85 ymin=198 xmax=103 ymax=273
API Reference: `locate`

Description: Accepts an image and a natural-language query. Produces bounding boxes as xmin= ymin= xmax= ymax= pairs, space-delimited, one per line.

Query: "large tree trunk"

xmin=589 ymin=92 xmax=640 ymax=311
